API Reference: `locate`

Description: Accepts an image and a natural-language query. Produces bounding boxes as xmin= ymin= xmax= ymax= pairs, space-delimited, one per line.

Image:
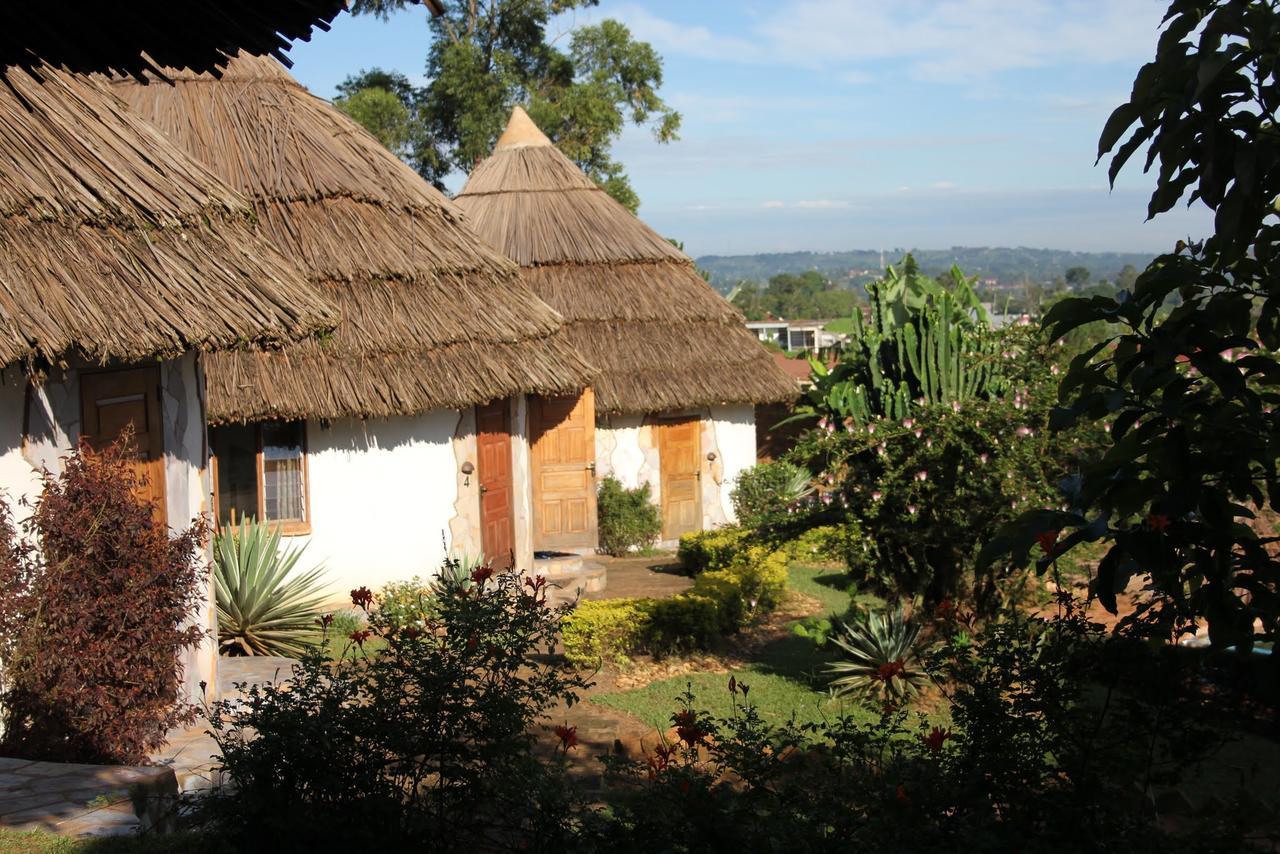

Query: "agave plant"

xmin=825 ymin=606 xmax=927 ymax=703
xmin=214 ymin=518 xmax=329 ymax=657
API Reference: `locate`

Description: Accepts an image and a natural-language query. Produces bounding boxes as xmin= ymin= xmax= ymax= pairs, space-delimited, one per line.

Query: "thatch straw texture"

xmin=0 ymin=2 xmax=349 ymax=76
xmin=113 ymin=55 xmax=595 ymax=423
xmin=456 ymin=107 xmax=797 ymax=414
xmin=0 ymin=64 xmax=336 ymax=370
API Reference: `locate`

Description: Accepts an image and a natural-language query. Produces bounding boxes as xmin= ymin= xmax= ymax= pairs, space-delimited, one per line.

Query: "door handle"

xmin=586 ymin=462 xmax=596 ymax=473
xmin=479 ymin=485 xmax=488 ymax=494
xmin=694 ymin=470 xmax=701 ymax=480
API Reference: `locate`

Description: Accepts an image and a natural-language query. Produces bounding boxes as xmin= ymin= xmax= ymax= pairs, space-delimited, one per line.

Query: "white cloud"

xmin=761 ymin=200 xmax=786 ymax=208
xmin=931 ymin=181 xmax=957 ymax=190
xmin=793 ymin=199 xmax=849 ymax=208
xmin=601 ymin=0 xmax=1165 ymax=85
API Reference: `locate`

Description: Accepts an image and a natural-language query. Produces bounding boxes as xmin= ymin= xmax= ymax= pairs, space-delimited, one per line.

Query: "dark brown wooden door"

xmin=476 ymin=398 xmax=516 ymax=568
xmin=79 ymin=366 xmax=167 ymax=525
xmin=658 ymin=416 xmax=701 ymax=539
xmin=530 ymin=389 xmax=596 ymax=551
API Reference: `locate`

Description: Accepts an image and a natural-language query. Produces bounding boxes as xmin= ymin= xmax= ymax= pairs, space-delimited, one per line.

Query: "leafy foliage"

xmin=985 ymin=0 xmax=1280 ymax=652
xmin=203 ymin=558 xmax=589 ymax=850
xmin=826 ymin=606 xmax=927 ymax=703
xmin=585 ymin=605 xmax=1245 ymax=852
xmin=0 ymin=440 xmax=206 ymax=764
xmin=677 ymin=525 xmax=750 ymax=573
xmin=596 ymin=476 xmax=661 ymax=556
xmin=344 ymin=0 xmax=680 ymax=212
xmin=214 ymin=518 xmax=328 ymax=657
xmin=730 ymin=270 xmax=862 ymax=323
xmin=729 ymin=462 xmax=813 ymax=529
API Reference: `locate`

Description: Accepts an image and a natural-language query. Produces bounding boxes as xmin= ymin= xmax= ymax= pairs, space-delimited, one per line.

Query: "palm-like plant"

xmin=825 ymin=606 xmax=927 ymax=703
xmin=214 ymin=518 xmax=328 ymax=657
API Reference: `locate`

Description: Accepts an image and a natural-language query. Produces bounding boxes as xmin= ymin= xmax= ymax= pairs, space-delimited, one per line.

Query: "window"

xmin=211 ymin=420 xmax=309 ymax=534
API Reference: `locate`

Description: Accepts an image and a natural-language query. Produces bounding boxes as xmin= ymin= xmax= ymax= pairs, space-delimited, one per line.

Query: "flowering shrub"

xmin=792 ymin=326 xmax=1103 ymax=615
xmin=0 ymin=440 xmax=207 ymax=764
xmin=202 ymin=558 xmax=589 ymax=850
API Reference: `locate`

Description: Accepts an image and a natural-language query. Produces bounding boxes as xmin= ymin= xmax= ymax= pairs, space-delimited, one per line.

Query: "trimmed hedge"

xmin=677 ymin=526 xmax=750 ymax=573
xmin=597 ymin=477 xmax=662 ymax=556
xmin=563 ymin=546 xmax=789 ymax=667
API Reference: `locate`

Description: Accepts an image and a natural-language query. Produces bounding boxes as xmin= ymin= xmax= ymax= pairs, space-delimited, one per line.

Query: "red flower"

xmin=896 ymin=784 xmax=909 ymax=804
xmin=349 ymin=629 xmax=372 ymax=646
xmin=738 ymin=681 xmax=750 ymax=697
xmin=553 ymin=724 xmax=579 ymax=750
xmin=876 ymin=660 xmax=905 ymax=682
xmin=350 ymin=586 xmax=374 ymax=610
xmin=728 ymin=676 xmax=737 ymax=695
xmin=1146 ymin=513 xmax=1171 ymax=533
xmin=402 ymin=626 xmax=421 ymax=640
xmin=315 ymin=614 xmax=334 ymax=628
xmin=673 ymin=709 xmax=706 ymax=746
xmin=1035 ymin=529 xmax=1062 ymax=557
xmin=471 ymin=563 xmax=495 ymax=585
xmin=921 ymin=726 xmax=952 ymax=755
xmin=935 ymin=598 xmax=956 ymax=621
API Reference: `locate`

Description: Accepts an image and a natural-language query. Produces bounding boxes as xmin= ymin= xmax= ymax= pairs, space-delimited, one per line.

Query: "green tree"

xmin=1064 ymin=266 xmax=1092 ymax=288
xmin=1115 ymin=263 xmax=1139 ymax=290
xmin=346 ymin=0 xmax=680 ymax=212
xmin=334 ymin=84 xmax=418 ymax=160
xmin=986 ymin=0 xmax=1280 ymax=655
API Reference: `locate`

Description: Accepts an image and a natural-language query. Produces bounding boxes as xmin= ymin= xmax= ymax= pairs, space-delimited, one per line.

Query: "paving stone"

xmin=0 ymin=759 xmax=33 ymax=773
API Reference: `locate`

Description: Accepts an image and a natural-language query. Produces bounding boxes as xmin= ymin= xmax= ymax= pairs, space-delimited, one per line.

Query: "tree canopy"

xmin=342 ymin=0 xmax=680 ymax=212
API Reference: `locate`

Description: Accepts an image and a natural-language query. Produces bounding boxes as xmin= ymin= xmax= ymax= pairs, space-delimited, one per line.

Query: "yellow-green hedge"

xmin=677 ymin=526 xmax=750 ymax=573
xmin=563 ymin=543 xmax=791 ymax=667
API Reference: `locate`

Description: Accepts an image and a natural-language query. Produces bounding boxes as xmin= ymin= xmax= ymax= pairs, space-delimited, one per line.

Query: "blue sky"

xmin=282 ymin=0 xmax=1212 ymax=258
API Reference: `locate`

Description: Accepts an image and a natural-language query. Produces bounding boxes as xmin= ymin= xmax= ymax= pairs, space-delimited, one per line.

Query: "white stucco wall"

xmin=595 ymin=403 xmax=759 ymax=541
xmin=297 ymin=410 xmax=472 ymax=604
xmin=0 ymin=356 xmax=216 ymax=705
xmin=708 ymin=403 xmax=758 ymax=525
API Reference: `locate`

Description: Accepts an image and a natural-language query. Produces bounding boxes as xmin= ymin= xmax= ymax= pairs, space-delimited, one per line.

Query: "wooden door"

xmin=79 ymin=366 xmax=167 ymax=525
xmin=657 ymin=416 xmax=701 ymax=539
xmin=529 ymin=389 xmax=596 ymax=551
xmin=476 ymin=398 xmax=516 ymax=568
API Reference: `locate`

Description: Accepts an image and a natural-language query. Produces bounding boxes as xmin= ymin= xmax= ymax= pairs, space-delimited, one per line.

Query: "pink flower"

xmin=902 ymin=419 xmax=914 ymax=428
xmin=1016 ymin=427 xmax=1033 ymax=437
xmin=914 ymin=429 xmax=923 ymax=438
xmin=915 ymin=470 xmax=927 ymax=482
xmin=907 ymin=505 xmax=918 ymax=515
xmin=871 ymin=491 xmax=883 ymax=502
xmin=978 ymin=453 xmax=988 ymax=464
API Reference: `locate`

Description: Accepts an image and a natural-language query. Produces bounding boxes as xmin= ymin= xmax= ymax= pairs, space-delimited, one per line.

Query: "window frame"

xmin=211 ymin=419 xmax=311 ymax=537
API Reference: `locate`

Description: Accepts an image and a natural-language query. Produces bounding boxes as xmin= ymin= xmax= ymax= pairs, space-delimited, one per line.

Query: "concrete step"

xmin=536 ymin=558 xmax=607 ymax=606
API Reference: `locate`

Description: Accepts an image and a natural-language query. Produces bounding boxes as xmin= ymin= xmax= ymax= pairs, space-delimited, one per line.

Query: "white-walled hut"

xmin=0 ymin=63 xmax=337 ymax=703
xmin=114 ymin=56 xmax=597 ymax=597
xmin=456 ymin=108 xmax=798 ymax=547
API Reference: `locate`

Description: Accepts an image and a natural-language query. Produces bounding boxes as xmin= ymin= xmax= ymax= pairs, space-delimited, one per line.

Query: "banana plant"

xmin=214 ymin=518 xmax=329 ymax=657
xmin=825 ymin=606 xmax=927 ymax=703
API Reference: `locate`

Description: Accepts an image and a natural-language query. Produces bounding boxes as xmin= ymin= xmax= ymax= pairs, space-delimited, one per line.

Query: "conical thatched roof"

xmin=0 ymin=64 xmax=336 ymax=371
xmin=455 ymin=107 xmax=797 ymax=414
xmin=113 ymin=55 xmax=595 ymax=424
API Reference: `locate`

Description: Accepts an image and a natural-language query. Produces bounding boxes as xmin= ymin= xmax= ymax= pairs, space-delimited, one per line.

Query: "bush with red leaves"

xmin=0 ymin=438 xmax=207 ymax=764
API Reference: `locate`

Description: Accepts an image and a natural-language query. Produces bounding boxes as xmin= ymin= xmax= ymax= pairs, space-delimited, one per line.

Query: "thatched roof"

xmin=455 ymin=107 xmax=797 ymax=414
xmin=113 ymin=55 xmax=595 ymax=424
xmin=0 ymin=64 xmax=336 ymax=371
xmin=0 ymin=2 xmax=352 ymax=76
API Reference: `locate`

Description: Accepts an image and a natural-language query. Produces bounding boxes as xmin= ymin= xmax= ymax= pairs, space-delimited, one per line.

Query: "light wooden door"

xmin=79 ymin=366 xmax=167 ymax=525
xmin=530 ymin=389 xmax=596 ymax=551
xmin=476 ymin=398 xmax=516 ymax=568
xmin=658 ymin=416 xmax=701 ymax=539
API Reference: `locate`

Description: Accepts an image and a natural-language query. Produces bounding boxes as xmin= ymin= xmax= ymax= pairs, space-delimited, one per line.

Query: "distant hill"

xmin=695 ymin=247 xmax=1155 ymax=291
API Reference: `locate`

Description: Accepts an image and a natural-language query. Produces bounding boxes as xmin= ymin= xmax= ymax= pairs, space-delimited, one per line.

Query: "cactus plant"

xmin=799 ymin=259 xmax=1010 ymax=425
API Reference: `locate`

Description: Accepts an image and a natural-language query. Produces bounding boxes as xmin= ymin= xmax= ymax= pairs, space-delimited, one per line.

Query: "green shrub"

xmin=561 ymin=598 xmax=654 ymax=667
xmin=563 ymin=546 xmax=791 ymax=666
xmin=677 ymin=526 xmax=749 ymax=573
xmin=376 ymin=576 xmax=436 ymax=630
xmin=214 ymin=518 xmax=328 ymax=657
xmin=826 ymin=606 xmax=927 ymax=703
xmin=730 ymin=462 xmax=812 ymax=528
xmin=597 ymin=476 xmax=662 ymax=556
xmin=779 ymin=524 xmax=846 ymax=564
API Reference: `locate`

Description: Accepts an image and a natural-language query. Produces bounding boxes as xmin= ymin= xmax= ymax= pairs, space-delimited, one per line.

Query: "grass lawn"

xmin=592 ymin=564 xmax=880 ymax=730
xmin=0 ymin=829 xmax=213 ymax=853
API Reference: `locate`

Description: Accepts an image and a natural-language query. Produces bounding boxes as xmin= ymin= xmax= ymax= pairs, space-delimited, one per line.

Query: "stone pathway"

xmin=582 ymin=553 xmax=693 ymax=600
xmin=0 ymin=757 xmax=177 ymax=837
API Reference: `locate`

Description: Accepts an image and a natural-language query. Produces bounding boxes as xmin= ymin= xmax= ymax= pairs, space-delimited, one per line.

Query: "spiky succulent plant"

xmin=825 ymin=606 xmax=927 ymax=703
xmin=214 ymin=518 xmax=328 ymax=657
